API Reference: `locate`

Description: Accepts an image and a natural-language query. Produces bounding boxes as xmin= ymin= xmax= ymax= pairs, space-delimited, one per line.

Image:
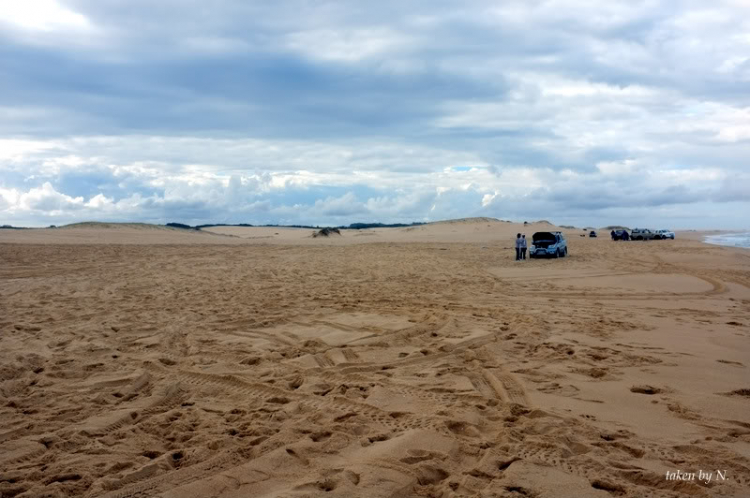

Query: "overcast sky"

xmin=1 ymin=1 xmax=749 ymax=228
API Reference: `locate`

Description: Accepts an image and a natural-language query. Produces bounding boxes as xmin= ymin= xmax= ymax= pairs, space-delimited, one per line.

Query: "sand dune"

xmin=1 ymin=220 xmax=749 ymax=497
xmin=202 ymin=219 xmax=561 ymax=245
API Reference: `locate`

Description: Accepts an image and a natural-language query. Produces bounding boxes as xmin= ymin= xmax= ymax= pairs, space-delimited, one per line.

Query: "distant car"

xmin=656 ymin=229 xmax=675 ymax=240
xmin=589 ymin=230 xmax=597 ymax=238
xmin=530 ymin=231 xmax=568 ymax=258
xmin=630 ymin=228 xmax=659 ymax=240
xmin=612 ymin=229 xmax=629 ymax=241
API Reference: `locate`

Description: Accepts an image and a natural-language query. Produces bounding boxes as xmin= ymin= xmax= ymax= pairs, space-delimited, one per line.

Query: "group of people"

xmin=515 ymin=233 xmax=527 ymax=260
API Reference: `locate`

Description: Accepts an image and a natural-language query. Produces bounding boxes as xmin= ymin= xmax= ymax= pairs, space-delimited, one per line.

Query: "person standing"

xmin=515 ymin=233 xmax=522 ymax=261
xmin=521 ymin=234 xmax=527 ymax=260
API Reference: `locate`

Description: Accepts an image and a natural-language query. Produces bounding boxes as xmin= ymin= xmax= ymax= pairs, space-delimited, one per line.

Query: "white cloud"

xmin=19 ymin=182 xmax=84 ymax=212
xmin=284 ymin=27 xmax=414 ymax=63
xmin=0 ymin=0 xmax=90 ymax=31
xmin=481 ymin=191 xmax=498 ymax=207
xmin=85 ymin=193 xmax=112 ymax=209
xmin=0 ymin=131 xmax=746 ymax=227
xmin=596 ymin=159 xmax=640 ymax=176
xmin=0 ymin=139 xmax=63 ymax=162
xmin=312 ymin=192 xmax=367 ymax=216
xmin=0 ymin=187 xmax=20 ymax=210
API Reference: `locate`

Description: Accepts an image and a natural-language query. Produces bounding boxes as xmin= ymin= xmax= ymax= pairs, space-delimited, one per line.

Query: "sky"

xmin=1 ymin=1 xmax=749 ymax=229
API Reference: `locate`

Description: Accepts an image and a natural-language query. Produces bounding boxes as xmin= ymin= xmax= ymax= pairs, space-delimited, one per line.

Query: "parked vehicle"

xmin=630 ymin=228 xmax=659 ymax=240
xmin=612 ymin=229 xmax=629 ymax=241
xmin=656 ymin=229 xmax=675 ymax=240
xmin=530 ymin=231 xmax=568 ymax=258
xmin=589 ymin=230 xmax=597 ymax=238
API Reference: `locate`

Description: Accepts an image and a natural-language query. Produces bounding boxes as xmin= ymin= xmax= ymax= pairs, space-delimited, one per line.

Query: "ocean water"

xmin=704 ymin=232 xmax=750 ymax=249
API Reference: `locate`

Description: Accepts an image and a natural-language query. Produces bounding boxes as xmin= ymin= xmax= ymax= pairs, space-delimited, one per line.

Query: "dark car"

xmin=589 ymin=230 xmax=597 ymax=237
xmin=611 ymin=229 xmax=629 ymax=241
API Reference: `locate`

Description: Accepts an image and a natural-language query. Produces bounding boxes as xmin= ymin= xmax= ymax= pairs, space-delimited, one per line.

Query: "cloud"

xmin=0 ymin=1 xmax=748 ymax=228
xmin=0 ymin=0 xmax=90 ymax=32
xmin=284 ymin=27 xmax=414 ymax=63
xmin=312 ymin=192 xmax=367 ymax=217
xmin=21 ymin=182 xmax=84 ymax=211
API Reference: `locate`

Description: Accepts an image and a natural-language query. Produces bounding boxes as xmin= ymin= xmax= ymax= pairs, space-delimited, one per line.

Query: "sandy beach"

xmin=1 ymin=218 xmax=749 ymax=497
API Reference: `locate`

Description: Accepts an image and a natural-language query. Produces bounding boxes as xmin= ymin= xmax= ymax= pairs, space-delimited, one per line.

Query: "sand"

xmin=1 ymin=219 xmax=749 ymax=497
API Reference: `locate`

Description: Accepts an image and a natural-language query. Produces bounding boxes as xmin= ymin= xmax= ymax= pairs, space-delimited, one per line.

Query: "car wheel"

xmin=636 ymin=236 xmax=643 ymax=240
xmin=555 ymin=249 xmax=560 ymax=258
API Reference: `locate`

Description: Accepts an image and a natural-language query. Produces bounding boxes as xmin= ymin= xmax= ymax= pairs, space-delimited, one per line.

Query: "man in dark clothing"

xmin=515 ymin=233 xmax=522 ymax=261
xmin=521 ymin=234 xmax=527 ymax=260
xmin=611 ymin=230 xmax=616 ymax=240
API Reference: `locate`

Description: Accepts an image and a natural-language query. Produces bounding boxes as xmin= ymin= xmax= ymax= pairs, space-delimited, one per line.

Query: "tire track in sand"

xmin=143 ymin=363 xmax=452 ymax=435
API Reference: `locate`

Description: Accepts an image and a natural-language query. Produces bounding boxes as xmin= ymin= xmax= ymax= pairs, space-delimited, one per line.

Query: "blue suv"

xmin=530 ymin=231 xmax=568 ymax=258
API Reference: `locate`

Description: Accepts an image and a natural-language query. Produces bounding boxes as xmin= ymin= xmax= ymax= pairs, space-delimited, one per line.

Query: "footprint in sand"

xmin=630 ymin=385 xmax=662 ymax=395
xmin=716 ymin=359 xmax=745 ymax=367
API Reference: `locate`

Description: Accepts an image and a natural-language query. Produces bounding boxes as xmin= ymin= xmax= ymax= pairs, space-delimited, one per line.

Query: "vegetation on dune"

xmin=61 ymin=222 xmax=161 ymax=230
xmin=312 ymin=227 xmax=342 ymax=237
xmin=346 ymin=222 xmax=426 ymax=229
xmin=190 ymin=221 xmax=428 ymax=230
xmin=166 ymin=222 xmax=199 ymax=230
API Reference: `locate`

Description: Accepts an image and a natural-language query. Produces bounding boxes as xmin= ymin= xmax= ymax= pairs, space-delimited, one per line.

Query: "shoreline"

xmin=702 ymin=231 xmax=750 ymax=249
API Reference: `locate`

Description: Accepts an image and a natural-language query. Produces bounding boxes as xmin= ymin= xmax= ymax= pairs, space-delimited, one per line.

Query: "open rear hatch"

xmin=532 ymin=232 xmax=557 ymax=248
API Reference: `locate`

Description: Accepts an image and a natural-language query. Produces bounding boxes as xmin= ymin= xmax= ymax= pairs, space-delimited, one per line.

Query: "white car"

xmin=655 ymin=229 xmax=675 ymax=240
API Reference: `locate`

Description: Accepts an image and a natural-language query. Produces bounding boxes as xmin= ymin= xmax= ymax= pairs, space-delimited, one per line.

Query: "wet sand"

xmin=1 ymin=219 xmax=749 ymax=497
